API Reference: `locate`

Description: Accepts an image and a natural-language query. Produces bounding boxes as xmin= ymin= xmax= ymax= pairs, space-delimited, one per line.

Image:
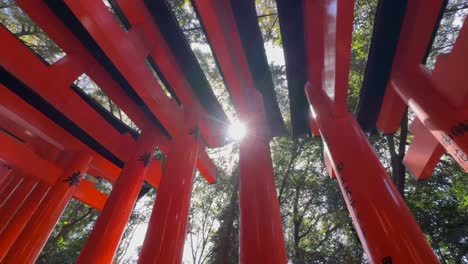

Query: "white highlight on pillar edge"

xmin=227 ymin=121 xmax=247 ymax=141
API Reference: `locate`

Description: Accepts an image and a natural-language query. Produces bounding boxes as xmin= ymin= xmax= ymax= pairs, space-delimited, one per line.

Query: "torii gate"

xmin=0 ymin=0 xmax=466 ymax=263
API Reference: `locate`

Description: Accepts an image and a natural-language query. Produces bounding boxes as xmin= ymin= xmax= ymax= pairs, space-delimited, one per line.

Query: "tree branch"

xmin=278 ymin=140 xmax=304 ymax=204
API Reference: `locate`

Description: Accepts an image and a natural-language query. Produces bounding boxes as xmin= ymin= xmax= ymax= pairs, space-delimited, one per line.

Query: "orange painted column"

xmin=0 ymin=162 xmax=12 ymax=187
xmin=0 ymin=183 xmax=49 ymax=262
xmin=2 ymin=152 xmax=92 ymax=264
xmin=391 ymin=66 xmax=468 ymax=171
xmin=238 ymin=126 xmax=287 ymax=263
xmin=305 ymin=83 xmax=439 ymax=263
xmin=238 ymin=140 xmax=287 ymax=263
xmin=0 ymin=177 xmax=38 ymax=234
xmin=139 ymin=130 xmax=199 ymax=264
xmin=77 ymin=130 xmax=160 ymax=264
xmin=0 ymin=172 xmax=23 ymax=204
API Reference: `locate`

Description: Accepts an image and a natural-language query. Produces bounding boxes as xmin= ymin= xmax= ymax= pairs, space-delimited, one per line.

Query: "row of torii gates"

xmin=0 ymin=0 xmax=466 ymax=263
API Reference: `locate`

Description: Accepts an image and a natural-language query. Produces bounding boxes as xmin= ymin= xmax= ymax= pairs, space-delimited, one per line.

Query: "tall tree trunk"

xmin=50 ymin=203 xmax=92 ymax=244
xmin=118 ymin=108 xmax=123 ymax=120
xmin=292 ymin=185 xmax=301 ymax=263
xmin=396 ymin=112 xmax=408 ymax=194
xmin=107 ymin=97 xmax=114 ymax=115
xmin=277 ymin=140 xmax=303 ymax=205
xmin=214 ymin=168 xmax=239 ymax=264
xmin=386 ymin=110 xmax=408 ymax=196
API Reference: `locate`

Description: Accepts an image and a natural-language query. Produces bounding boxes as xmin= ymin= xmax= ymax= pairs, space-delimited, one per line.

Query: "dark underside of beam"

xmin=230 ymin=0 xmax=287 ymax=137
xmin=423 ymin=0 xmax=449 ymax=64
xmin=70 ymin=85 xmax=140 ymax=140
xmin=355 ymin=0 xmax=448 ymax=134
xmin=354 ymin=0 xmax=408 ymax=134
xmin=144 ymin=0 xmax=229 ymax=132
xmin=275 ymin=0 xmax=309 ymax=138
xmin=0 ymin=67 xmax=125 ymax=168
xmin=44 ymin=0 xmax=171 ymax=139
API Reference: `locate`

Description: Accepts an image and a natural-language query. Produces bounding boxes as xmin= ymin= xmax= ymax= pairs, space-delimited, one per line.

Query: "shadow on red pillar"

xmin=77 ymin=130 xmax=160 ymax=264
xmin=2 ymin=151 xmax=92 ymax=264
xmin=0 ymin=176 xmax=37 ymax=234
xmin=0 ymin=183 xmax=49 ymax=262
xmin=139 ymin=130 xmax=199 ymax=264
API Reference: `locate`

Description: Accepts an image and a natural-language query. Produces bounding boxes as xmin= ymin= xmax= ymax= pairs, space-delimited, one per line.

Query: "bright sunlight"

xmin=227 ymin=121 xmax=247 ymax=141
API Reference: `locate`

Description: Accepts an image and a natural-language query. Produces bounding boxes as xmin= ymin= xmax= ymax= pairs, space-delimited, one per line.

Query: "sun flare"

xmin=227 ymin=121 xmax=247 ymax=141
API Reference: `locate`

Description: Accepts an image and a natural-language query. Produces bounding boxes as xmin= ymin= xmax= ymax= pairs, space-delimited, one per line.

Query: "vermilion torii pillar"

xmin=77 ymin=129 xmax=161 ymax=264
xmin=0 ymin=183 xmax=49 ymax=262
xmin=192 ymin=1 xmax=288 ymax=262
xmin=139 ymin=126 xmax=199 ymax=263
xmin=231 ymin=92 xmax=286 ymax=264
xmin=0 ymin=171 xmax=23 ymax=205
xmin=305 ymin=83 xmax=439 ymax=263
xmin=0 ymin=176 xmax=37 ymax=234
xmin=303 ymin=0 xmax=438 ymax=262
xmin=377 ymin=0 xmax=468 ymax=176
xmin=0 ymin=162 xmax=12 ymax=186
xmin=403 ymin=17 xmax=468 ymax=179
xmin=3 ymin=152 xmax=92 ymax=264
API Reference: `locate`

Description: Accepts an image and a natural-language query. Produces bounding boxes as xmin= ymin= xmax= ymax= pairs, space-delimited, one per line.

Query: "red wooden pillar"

xmin=238 ymin=117 xmax=287 ymax=263
xmin=77 ymin=130 xmax=160 ymax=264
xmin=0 ymin=162 xmax=12 ymax=186
xmin=139 ymin=129 xmax=199 ymax=264
xmin=2 ymin=152 xmax=92 ymax=264
xmin=391 ymin=66 xmax=468 ymax=171
xmin=403 ymin=18 xmax=468 ymax=178
xmin=376 ymin=0 xmax=446 ymax=134
xmin=238 ymin=139 xmax=287 ymax=263
xmin=403 ymin=117 xmax=445 ymax=180
xmin=302 ymin=0 xmax=439 ymax=260
xmin=0 ymin=183 xmax=49 ymax=262
xmin=305 ymin=83 xmax=439 ymax=263
xmin=0 ymin=172 xmax=23 ymax=204
xmin=0 ymin=176 xmax=37 ymax=234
